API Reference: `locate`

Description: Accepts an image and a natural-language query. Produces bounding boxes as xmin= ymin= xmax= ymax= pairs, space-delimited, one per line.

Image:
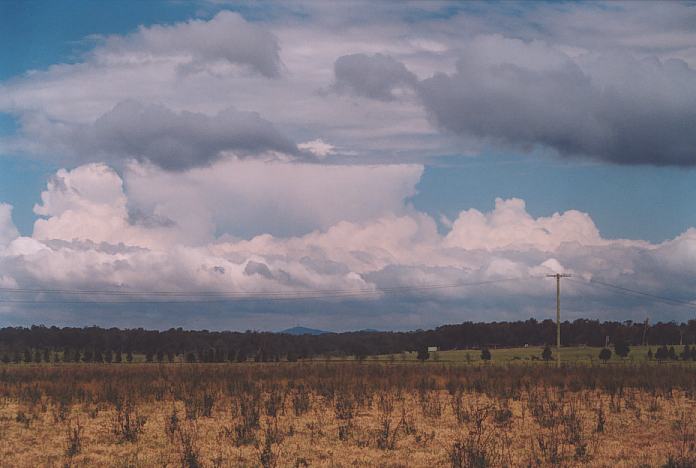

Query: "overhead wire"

xmin=1 ymin=275 xmax=694 ymax=309
xmin=567 ymin=277 xmax=696 ymax=310
xmin=0 ymin=277 xmax=526 ymax=304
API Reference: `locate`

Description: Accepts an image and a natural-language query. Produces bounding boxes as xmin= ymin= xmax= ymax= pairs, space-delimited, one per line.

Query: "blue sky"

xmin=2 ymin=1 xmax=696 ymax=330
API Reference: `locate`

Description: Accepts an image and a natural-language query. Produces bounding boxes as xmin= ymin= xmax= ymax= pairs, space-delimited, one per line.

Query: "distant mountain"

xmin=280 ymin=326 xmax=328 ymax=335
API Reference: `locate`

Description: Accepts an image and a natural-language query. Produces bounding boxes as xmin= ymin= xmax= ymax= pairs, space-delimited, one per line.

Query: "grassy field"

xmin=313 ymin=345 xmax=692 ymax=365
xmin=1 ymin=362 xmax=695 ymax=467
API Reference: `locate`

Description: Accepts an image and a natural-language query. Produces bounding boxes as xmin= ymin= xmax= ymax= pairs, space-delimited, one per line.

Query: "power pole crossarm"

xmin=546 ymin=273 xmax=571 ymax=368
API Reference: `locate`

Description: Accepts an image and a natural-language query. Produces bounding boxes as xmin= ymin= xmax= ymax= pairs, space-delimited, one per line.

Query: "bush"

xmin=541 ymin=345 xmax=553 ymax=361
xmin=65 ymin=418 xmax=83 ymax=458
xmin=417 ymin=347 xmax=430 ymax=361
xmin=599 ymin=348 xmax=612 ymax=363
xmin=614 ymin=338 xmax=630 ymax=359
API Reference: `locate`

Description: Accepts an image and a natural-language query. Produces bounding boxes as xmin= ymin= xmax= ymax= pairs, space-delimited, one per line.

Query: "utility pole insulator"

xmin=546 ymin=273 xmax=571 ymax=368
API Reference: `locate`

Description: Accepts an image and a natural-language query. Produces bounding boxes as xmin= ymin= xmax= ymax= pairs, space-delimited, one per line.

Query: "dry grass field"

xmin=1 ymin=362 xmax=695 ymax=467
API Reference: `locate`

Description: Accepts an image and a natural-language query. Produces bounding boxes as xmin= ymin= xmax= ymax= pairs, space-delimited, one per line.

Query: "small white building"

xmin=427 ymin=346 xmax=438 ymax=352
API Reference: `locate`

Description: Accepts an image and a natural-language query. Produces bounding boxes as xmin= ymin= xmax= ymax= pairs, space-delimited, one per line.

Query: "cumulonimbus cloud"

xmin=2 ymin=161 xmax=696 ymax=329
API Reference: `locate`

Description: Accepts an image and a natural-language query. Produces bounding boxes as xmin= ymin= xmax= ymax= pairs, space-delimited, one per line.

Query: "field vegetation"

xmin=1 ymin=361 xmax=695 ymax=467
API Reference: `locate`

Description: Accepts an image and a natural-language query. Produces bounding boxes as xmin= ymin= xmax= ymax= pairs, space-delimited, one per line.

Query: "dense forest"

xmin=1 ymin=318 xmax=695 ymax=363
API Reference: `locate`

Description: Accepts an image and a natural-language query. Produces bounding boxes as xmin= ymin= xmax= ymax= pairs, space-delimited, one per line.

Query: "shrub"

xmin=65 ymin=418 xmax=84 ymax=458
xmin=614 ymin=338 xmax=630 ymax=359
xmin=541 ymin=345 xmax=553 ymax=361
xmin=112 ymin=400 xmax=147 ymax=443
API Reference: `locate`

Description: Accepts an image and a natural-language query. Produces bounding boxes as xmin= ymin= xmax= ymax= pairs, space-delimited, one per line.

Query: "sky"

xmin=1 ymin=0 xmax=696 ymax=331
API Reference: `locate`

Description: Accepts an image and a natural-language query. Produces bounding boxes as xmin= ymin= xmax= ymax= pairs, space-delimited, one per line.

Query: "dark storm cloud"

xmin=75 ymin=101 xmax=298 ymax=170
xmin=333 ymin=45 xmax=696 ymax=166
xmin=418 ymin=52 xmax=696 ymax=166
xmin=332 ymin=53 xmax=417 ymax=101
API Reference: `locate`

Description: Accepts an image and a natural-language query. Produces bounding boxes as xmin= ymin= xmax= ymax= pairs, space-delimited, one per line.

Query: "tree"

xmin=156 ymin=350 xmax=164 ymax=363
xmin=599 ymin=348 xmax=612 ymax=363
xmin=668 ymin=346 xmax=677 ymax=360
xmin=680 ymin=345 xmax=691 ymax=361
xmin=82 ymin=350 xmax=93 ymax=363
xmin=655 ymin=345 xmax=668 ymax=362
xmin=541 ymin=345 xmax=553 ymax=361
xmin=417 ymin=346 xmax=430 ymax=361
xmin=480 ymin=347 xmax=491 ymax=361
xmin=1 ymin=354 xmax=9 ymax=364
xmin=23 ymin=349 xmax=31 ymax=363
xmin=614 ymin=338 xmax=630 ymax=359
xmin=104 ymin=349 xmax=113 ymax=363
xmin=126 ymin=350 xmax=134 ymax=363
xmin=647 ymin=348 xmax=653 ymax=360
xmin=114 ymin=350 xmax=122 ymax=363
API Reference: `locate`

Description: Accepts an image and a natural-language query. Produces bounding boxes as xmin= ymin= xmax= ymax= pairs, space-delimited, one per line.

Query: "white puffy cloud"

xmin=0 ymin=203 xmax=19 ymax=248
xmin=30 ymin=163 xmax=210 ymax=248
xmin=3 ymin=162 xmax=696 ymax=329
xmin=444 ymin=198 xmax=607 ymax=252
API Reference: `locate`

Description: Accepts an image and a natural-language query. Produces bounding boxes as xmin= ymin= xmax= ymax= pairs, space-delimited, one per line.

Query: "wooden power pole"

xmin=547 ymin=273 xmax=571 ymax=368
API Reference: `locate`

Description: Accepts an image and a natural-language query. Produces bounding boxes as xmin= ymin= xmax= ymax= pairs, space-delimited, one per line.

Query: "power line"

xmin=567 ymin=278 xmax=696 ymax=310
xmin=0 ymin=277 xmax=525 ymax=304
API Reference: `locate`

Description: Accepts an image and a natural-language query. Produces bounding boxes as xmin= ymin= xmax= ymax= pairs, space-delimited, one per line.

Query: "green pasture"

xmin=364 ymin=345 xmax=694 ymax=365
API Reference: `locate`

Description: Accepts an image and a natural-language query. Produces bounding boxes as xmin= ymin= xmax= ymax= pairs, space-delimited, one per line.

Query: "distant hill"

xmin=280 ymin=326 xmax=328 ymax=335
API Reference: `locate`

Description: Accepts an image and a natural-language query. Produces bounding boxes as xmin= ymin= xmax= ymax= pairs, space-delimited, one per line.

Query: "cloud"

xmin=74 ymin=101 xmax=298 ymax=170
xmin=444 ymin=198 xmax=607 ymax=252
xmin=332 ymin=53 xmax=417 ymax=101
xmin=26 ymin=160 xmax=423 ymax=246
xmin=327 ymin=35 xmax=696 ymax=166
xmin=298 ymin=139 xmax=335 ymax=159
xmin=31 ymin=163 xmax=190 ymax=248
xmin=4 ymin=162 xmax=696 ymax=329
xmin=97 ymin=11 xmax=282 ymax=78
xmin=0 ymin=203 xmax=19 ymax=247
xmin=3 ymin=4 xmax=696 ymax=167
xmin=14 ymin=101 xmax=298 ymax=171
xmin=124 ymin=158 xmax=424 ymax=240
xmin=417 ymin=36 xmax=696 ymax=166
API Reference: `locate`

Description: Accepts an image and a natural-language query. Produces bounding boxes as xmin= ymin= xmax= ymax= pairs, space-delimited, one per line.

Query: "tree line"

xmin=0 ymin=318 xmax=695 ymax=363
